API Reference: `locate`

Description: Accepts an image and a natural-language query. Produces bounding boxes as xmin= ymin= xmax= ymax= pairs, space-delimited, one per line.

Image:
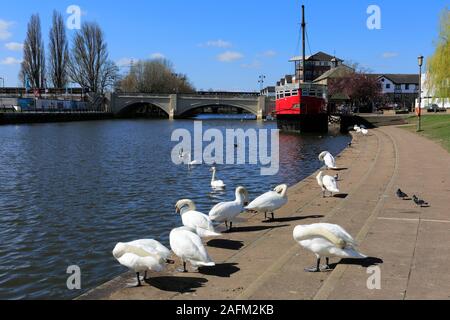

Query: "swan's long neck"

xmin=296 ymin=226 xmax=346 ymax=248
xmin=211 ymin=170 xmax=216 ymax=182
xmin=235 ymin=191 xmax=246 ymax=205
xmin=180 ymin=202 xmax=195 ymax=214
xmin=279 ymin=185 xmax=288 ymax=198
xmin=316 ymin=172 xmax=324 ymax=187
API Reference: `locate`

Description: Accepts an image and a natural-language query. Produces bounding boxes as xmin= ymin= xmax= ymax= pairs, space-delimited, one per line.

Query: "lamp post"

xmin=258 ymin=75 xmax=266 ymax=94
xmin=417 ymin=55 xmax=423 ymax=132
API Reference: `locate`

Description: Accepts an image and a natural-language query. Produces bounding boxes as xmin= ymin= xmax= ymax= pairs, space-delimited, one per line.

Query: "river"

xmin=0 ymin=117 xmax=350 ymax=299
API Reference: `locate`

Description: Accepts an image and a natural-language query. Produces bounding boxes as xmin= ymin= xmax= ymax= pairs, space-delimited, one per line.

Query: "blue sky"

xmin=0 ymin=0 xmax=447 ymax=90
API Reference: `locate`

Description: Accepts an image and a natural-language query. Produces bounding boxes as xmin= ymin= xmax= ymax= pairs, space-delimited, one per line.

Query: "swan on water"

xmin=293 ymin=223 xmax=367 ymax=272
xmin=175 ymin=199 xmax=221 ymax=237
xmin=318 ymin=151 xmax=338 ymax=170
xmin=169 ymin=226 xmax=215 ymax=272
xmin=210 ymin=166 xmax=226 ymax=189
xmin=112 ymin=239 xmax=174 ymax=286
xmin=179 ymin=150 xmax=201 ymax=169
xmin=209 ymin=186 xmax=249 ymax=231
xmin=245 ymin=184 xmax=288 ymax=221
xmin=316 ymin=171 xmax=340 ymax=197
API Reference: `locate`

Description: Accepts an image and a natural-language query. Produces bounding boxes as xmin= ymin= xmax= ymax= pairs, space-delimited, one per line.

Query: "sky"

xmin=0 ymin=0 xmax=447 ymax=91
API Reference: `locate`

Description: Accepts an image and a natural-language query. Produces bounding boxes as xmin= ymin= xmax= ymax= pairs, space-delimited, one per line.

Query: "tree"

xmin=21 ymin=14 xmax=45 ymax=89
xmin=68 ymin=22 xmax=118 ymax=94
xmin=119 ymin=58 xmax=195 ymax=94
xmin=427 ymin=8 xmax=449 ymax=99
xmin=328 ymin=72 xmax=381 ymax=112
xmin=48 ymin=11 xmax=69 ymax=89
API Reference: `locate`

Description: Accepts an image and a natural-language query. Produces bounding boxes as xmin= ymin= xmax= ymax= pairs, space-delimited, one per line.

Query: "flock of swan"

xmin=112 ymin=149 xmax=367 ymax=287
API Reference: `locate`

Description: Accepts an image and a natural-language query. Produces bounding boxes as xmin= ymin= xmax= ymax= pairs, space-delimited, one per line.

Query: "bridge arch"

xmin=117 ymin=101 xmax=169 ymax=118
xmin=177 ymin=102 xmax=259 ymax=118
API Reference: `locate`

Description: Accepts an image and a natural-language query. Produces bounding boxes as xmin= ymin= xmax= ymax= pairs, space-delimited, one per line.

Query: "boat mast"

xmin=301 ymin=4 xmax=306 ymax=83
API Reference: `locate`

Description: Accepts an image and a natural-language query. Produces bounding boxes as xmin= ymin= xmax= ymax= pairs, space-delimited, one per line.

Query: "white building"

xmin=418 ymin=73 xmax=450 ymax=109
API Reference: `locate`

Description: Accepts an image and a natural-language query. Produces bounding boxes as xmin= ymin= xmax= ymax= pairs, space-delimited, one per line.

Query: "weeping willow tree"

xmin=426 ymin=8 xmax=449 ymax=100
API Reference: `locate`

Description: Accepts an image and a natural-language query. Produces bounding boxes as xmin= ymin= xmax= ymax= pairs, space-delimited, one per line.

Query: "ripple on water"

xmin=0 ymin=119 xmax=350 ymax=299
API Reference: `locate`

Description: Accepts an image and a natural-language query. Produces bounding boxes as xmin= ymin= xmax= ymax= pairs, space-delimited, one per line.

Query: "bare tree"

xmin=68 ymin=22 xmax=118 ymax=94
xmin=48 ymin=11 xmax=69 ymax=89
xmin=21 ymin=14 xmax=45 ymax=89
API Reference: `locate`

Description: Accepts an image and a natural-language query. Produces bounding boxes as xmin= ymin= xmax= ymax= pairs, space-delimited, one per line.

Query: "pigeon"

xmin=413 ymin=195 xmax=429 ymax=207
xmin=396 ymin=188 xmax=409 ymax=199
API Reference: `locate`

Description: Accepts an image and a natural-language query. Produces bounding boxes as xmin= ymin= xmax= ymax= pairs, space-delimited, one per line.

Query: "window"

xmin=405 ymin=84 xmax=410 ymax=90
xmin=386 ymin=84 xmax=391 ymax=89
xmin=395 ymin=85 xmax=401 ymax=91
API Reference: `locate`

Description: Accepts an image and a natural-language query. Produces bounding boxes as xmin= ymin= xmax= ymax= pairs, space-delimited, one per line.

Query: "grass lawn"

xmin=403 ymin=114 xmax=450 ymax=153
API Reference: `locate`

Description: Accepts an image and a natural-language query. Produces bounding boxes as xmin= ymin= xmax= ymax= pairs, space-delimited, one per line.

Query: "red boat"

xmin=275 ymin=5 xmax=329 ymax=133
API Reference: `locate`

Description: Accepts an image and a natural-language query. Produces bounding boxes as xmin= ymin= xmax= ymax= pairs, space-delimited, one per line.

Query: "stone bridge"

xmin=105 ymin=93 xmax=272 ymax=120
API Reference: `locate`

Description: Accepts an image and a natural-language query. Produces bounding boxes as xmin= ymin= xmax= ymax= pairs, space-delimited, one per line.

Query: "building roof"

xmin=313 ymin=65 xmax=355 ymax=82
xmin=290 ymin=51 xmax=343 ymax=62
xmin=373 ymin=74 xmax=420 ymax=84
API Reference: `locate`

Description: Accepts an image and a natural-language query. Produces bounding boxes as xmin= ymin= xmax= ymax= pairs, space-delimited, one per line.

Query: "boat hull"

xmin=276 ymin=113 xmax=328 ymax=133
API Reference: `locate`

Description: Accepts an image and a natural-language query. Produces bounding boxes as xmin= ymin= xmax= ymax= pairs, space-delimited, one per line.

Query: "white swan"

xmin=169 ymin=226 xmax=215 ymax=272
xmin=175 ymin=199 xmax=221 ymax=237
xmin=245 ymin=184 xmax=288 ymax=221
xmin=361 ymin=128 xmax=369 ymax=135
xmin=179 ymin=151 xmax=201 ymax=169
xmin=112 ymin=239 xmax=173 ymax=286
xmin=293 ymin=223 xmax=367 ymax=272
xmin=316 ymin=171 xmax=339 ymax=197
xmin=210 ymin=166 xmax=226 ymax=189
xmin=209 ymin=186 xmax=249 ymax=231
xmin=318 ymin=151 xmax=338 ymax=170
xmin=353 ymin=125 xmax=361 ymax=132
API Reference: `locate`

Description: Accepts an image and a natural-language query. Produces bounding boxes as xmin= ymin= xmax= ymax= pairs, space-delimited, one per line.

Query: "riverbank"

xmin=78 ymin=125 xmax=450 ymax=300
xmin=0 ymin=112 xmax=114 ymax=125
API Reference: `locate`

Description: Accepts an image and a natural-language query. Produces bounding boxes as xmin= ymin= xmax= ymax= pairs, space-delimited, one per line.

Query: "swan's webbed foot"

xmin=176 ymin=261 xmax=188 ymax=273
xmin=304 ymin=258 xmax=321 ymax=273
xmin=304 ymin=266 xmax=321 ymax=273
xmin=128 ymin=272 xmax=142 ymax=287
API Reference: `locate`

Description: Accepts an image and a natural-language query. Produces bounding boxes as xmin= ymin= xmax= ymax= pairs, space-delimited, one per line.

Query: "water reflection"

xmin=0 ymin=117 xmax=349 ymax=299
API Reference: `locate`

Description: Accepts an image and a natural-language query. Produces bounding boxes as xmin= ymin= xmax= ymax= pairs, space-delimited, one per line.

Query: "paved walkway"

xmin=79 ymin=126 xmax=450 ymax=300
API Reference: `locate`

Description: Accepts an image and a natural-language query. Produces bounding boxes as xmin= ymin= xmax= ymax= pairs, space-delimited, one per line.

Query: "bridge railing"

xmin=114 ymin=91 xmax=261 ymax=98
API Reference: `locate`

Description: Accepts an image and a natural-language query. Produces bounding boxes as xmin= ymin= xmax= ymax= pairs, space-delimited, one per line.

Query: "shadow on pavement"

xmin=207 ymin=239 xmax=244 ymax=250
xmin=263 ymin=215 xmax=324 ymax=223
xmin=333 ymin=257 xmax=384 ymax=268
xmin=146 ymin=276 xmax=208 ymax=293
xmin=230 ymin=224 xmax=289 ymax=232
xmin=199 ymin=263 xmax=240 ymax=278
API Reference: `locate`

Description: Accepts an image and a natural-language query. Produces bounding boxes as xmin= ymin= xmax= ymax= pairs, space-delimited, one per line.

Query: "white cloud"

xmin=200 ymin=39 xmax=232 ymax=48
xmin=382 ymin=52 xmax=399 ymax=59
xmin=116 ymin=57 xmax=135 ymax=67
xmin=241 ymin=60 xmax=261 ymax=69
xmin=217 ymin=51 xmax=244 ymax=62
xmin=150 ymin=52 xmax=165 ymax=59
xmin=0 ymin=57 xmax=22 ymax=65
xmin=259 ymin=50 xmax=277 ymax=57
xmin=5 ymin=42 xmax=23 ymax=51
xmin=0 ymin=19 xmax=14 ymax=40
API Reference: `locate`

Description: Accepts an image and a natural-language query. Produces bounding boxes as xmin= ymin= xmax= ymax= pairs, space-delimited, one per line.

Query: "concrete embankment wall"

xmin=340 ymin=114 xmax=410 ymax=132
xmin=0 ymin=112 xmax=114 ymax=125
